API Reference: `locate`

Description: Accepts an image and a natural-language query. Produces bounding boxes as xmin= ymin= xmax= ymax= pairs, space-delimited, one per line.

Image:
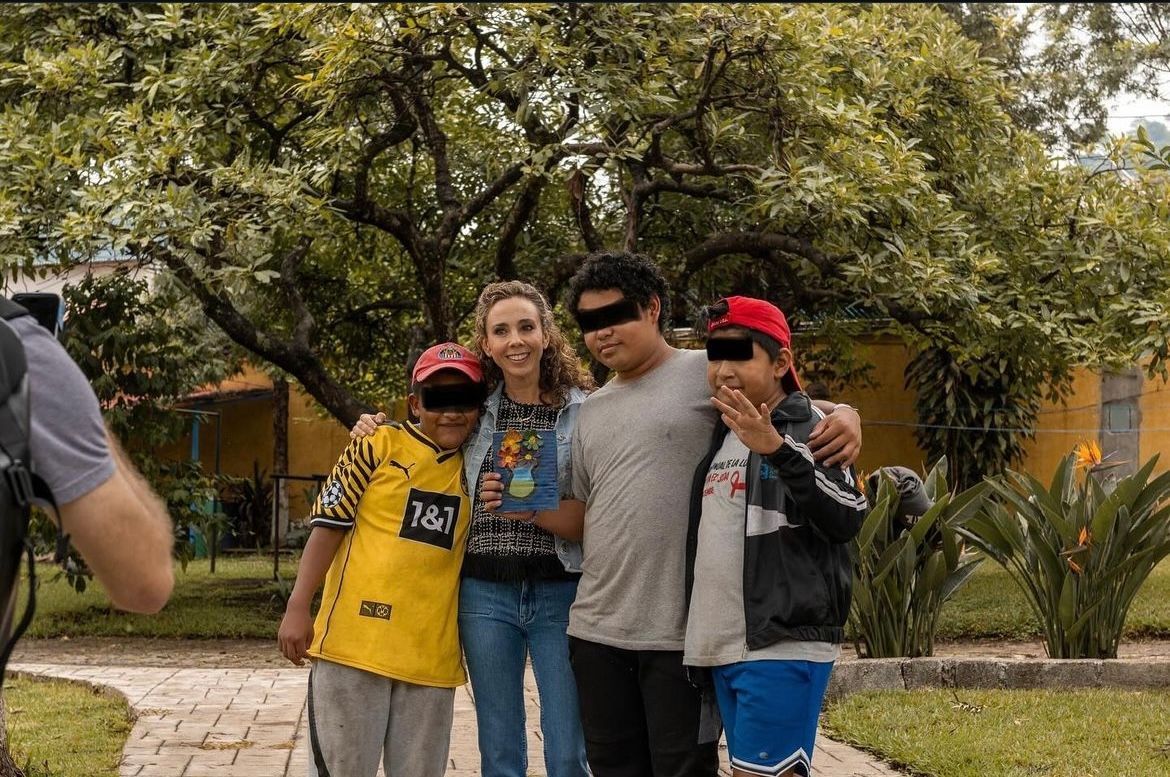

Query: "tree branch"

xmin=326 ymin=299 xmax=418 ymax=329
xmin=150 ymin=244 xmax=371 ymax=425
xmin=567 ymin=169 xmax=604 ymax=251
xmin=683 ymin=231 xmax=841 ymax=277
xmin=406 ymin=79 xmax=461 ymax=220
xmin=352 ymin=98 xmax=417 ymax=206
xmin=276 ymin=237 xmax=315 ymax=348
xmin=495 ymin=175 xmax=546 ymax=279
xmin=634 ymin=178 xmax=736 ymax=202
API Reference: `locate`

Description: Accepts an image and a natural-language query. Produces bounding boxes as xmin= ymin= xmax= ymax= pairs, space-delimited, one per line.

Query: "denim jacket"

xmin=463 ymin=384 xmax=587 ymax=573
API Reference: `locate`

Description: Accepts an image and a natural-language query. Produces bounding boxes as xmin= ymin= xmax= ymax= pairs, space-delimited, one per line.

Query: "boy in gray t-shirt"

xmin=563 ymin=254 xmax=862 ymax=777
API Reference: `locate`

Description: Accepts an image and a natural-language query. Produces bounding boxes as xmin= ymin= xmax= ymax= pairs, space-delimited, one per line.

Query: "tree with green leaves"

xmin=61 ymin=271 xmax=241 ymax=448
xmin=943 ymin=3 xmax=1170 ymax=148
xmin=0 ymin=3 xmax=1167 ymax=494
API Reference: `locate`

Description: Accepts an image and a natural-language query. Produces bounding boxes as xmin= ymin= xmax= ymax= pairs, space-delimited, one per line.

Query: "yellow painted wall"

xmin=804 ymin=337 xmax=1103 ymax=483
xmin=826 ymin=338 xmax=929 ymax=478
xmin=1019 ymin=371 xmax=1102 ymax=483
xmin=1139 ymin=371 xmax=1170 ymax=475
xmin=157 ymin=366 xmax=410 ymax=523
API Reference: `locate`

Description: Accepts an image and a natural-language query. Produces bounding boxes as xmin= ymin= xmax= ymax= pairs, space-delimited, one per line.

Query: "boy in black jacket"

xmin=683 ymin=296 xmax=867 ymax=777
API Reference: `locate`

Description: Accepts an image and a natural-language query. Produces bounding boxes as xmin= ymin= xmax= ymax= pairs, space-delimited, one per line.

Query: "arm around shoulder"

xmin=808 ymin=399 xmax=862 ymax=468
xmin=58 ymin=433 xmax=175 ymax=614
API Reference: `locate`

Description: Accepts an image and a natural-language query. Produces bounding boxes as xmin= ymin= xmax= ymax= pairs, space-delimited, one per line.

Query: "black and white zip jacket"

xmin=684 ymin=391 xmax=868 ymax=648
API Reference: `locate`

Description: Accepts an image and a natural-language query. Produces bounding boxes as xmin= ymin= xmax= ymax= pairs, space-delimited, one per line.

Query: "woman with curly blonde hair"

xmin=352 ymin=279 xmax=593 ymax=777
xmin=458 ymin=280 xmax=592 ymax=777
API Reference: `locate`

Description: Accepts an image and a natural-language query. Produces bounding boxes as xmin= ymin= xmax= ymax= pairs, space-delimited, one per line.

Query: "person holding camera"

xmin=3 ymin=296 xmax=174 ymax=615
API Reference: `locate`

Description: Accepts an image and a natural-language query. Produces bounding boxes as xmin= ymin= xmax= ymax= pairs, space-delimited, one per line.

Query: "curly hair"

xmin=473 ymin=280 xmax=595 ymax=403
xmin=564 ymin=251 xmax=672 ymax=332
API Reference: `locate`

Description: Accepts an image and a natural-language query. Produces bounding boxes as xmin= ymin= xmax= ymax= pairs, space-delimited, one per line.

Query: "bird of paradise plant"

xmin=850 ymin=457 xmax=988 ymax=658
xmin=957 ymin=443 xmax=1170 ymax=659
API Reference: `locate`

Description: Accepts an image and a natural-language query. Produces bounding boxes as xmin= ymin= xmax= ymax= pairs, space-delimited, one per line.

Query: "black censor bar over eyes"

xmin=705 ymin=337 xmax=755 ymax=362
xmin=574 ymin=298 xmax=642 ymax=333
xmin=419 ymin=383 xmax=487 ymax=411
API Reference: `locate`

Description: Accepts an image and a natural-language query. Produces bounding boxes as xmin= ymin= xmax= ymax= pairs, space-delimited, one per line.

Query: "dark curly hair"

xmin=473 ymin=280 xmax=595 ymax=404
xmin=565 ymin=251 xmax=671 ymax=333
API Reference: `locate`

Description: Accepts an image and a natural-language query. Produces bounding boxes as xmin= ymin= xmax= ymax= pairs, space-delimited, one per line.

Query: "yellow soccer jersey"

xmin=306 ymin=421 xmax=470 ymax=687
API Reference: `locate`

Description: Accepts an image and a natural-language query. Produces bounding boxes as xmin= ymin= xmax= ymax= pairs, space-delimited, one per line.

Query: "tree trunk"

xmin=273 ymin=377 xmax=290 ymax=541
xmin=0 ymin=699 xmax=26 ymax=777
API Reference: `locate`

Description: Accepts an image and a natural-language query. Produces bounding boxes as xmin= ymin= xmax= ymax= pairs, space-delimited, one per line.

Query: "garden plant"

xmin=959 ymin=442 xmax=1170 ymax=658
xmin=850 ymin=458 xmax=987 ymax=658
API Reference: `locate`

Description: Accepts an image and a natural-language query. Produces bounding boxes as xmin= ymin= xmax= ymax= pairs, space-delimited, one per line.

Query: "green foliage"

xmin=60 ymin=271 xmax=241 ymax=448
xmin=0 ymin=2 xmax=1167 ymax=459
xmin=932 ymin=558 xmax=1170 ymax=641
xmin=824 ymin=688 xmax=1170 ymax=777
xmin=27 ymin=555 xmax=301 ymax=639
xmin=959 ymin=447 xmax=1170 ymax=658
xmin=905 ymin=346 xmax=1060 ymax=490
xmin=217 ymin=461 xmax=274 ymax=550
xmin=850 ymin=458 xmax=987 ymax=658
xmin=945 ymin=3 xmax=1170 ymax=148
xmin=1134 ymin=123 xmax=1170 ymax=172
xmin=136 ymin=458 xmax=225 ymax=572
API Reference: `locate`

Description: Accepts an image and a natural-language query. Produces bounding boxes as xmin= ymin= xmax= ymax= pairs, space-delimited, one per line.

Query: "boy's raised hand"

xmin=711 ymin=386 xmax=784 ymax=456
xmin=350 ymin=412 xmax=387 ymax=439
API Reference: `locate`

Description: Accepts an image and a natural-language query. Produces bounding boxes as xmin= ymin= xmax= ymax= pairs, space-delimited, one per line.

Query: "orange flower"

xmin=499 ymin=450 xmax=518 ymax=469
xmin=1073 ymin=439 xmax=1102 ymax=470
xmin=1077 ymin=526 xmax=1091 ymax=548
xmin=501 ymin=430 xmax=523 ymax=455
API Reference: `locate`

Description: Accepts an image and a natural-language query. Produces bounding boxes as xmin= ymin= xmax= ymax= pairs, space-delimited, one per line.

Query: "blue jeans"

xmin=459 ymin=577 xmax=590 ymax=777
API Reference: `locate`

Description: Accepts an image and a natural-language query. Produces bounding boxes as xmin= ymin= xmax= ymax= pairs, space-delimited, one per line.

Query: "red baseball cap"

xmin=707 ymin=295 xmax=802 ymax=392
xmin=411 ymin=342 xmax=484 ymax=384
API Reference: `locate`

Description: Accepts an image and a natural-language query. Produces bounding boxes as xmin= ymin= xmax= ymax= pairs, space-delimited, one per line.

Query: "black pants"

xmin=569 ymin=637 xmax=720 ymax=777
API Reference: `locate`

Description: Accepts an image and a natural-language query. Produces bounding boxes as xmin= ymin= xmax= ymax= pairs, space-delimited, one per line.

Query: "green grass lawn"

xmin=823 ymin=688 xmax=1170 ymax=777
xmin=5 ymin=674 xmax=132 ymax=777
xmin=19 ymin=553 xmax=1170 ymax=642
xmin=25 ymin=554 xmax=302 ymax=639
xmin=933 ymin=558 xmax=1170 ymax=641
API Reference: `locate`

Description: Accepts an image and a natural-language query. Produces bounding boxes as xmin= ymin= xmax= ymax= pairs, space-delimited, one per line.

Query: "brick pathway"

xmin=10 ymin=662 xmax=900 ymax=777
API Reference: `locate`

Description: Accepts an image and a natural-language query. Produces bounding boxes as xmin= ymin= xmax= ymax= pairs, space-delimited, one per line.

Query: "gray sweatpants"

xmin=307 ymin=659 xmax=455 ymax=777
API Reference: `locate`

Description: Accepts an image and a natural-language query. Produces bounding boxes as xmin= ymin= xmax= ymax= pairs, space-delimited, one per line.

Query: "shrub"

xmin=958 ymin=443 xmax=1170 ymax=658
xmin=850 ymin=458 xmax=987 ymax=658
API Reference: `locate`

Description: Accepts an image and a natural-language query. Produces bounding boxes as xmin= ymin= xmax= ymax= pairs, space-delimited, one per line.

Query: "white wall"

xmin=3 ymin=260 xmax=155 ymax=296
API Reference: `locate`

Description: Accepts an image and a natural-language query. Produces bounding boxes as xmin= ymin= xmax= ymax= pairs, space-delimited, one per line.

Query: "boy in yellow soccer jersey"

xmin=277 ymin=342 xmax=487 ymax=777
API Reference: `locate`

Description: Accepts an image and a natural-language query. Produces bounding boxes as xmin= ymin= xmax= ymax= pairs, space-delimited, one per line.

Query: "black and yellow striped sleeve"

xmin=309 ymin=436 xmax=381 ymax=530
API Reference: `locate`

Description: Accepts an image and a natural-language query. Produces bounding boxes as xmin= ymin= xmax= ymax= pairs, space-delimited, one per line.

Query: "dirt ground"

xmin=11 ymin=637 xmax=289 ymax=668
xmin=10 ymin=636 xmax=1170 ymax=668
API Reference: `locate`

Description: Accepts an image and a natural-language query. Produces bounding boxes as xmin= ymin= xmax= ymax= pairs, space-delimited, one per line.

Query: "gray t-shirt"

xmin=569 ymin=347 xmax=716 ymax=650
xmin=683 ymin=433 xmax=838 ymax=666
xmin=12 ymin=315 xmax=115 ymax=503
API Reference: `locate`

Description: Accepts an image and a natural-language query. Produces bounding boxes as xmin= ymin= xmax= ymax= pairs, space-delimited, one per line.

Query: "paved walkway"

xmin=10 ymin=662 xmax=900 ymax=777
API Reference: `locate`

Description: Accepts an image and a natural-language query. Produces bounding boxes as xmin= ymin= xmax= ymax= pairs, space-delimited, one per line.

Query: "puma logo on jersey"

xmin=359 ymin=600 xmax=392 ymax=621
xmin=388 ymin=460 xmax=415 ymax=480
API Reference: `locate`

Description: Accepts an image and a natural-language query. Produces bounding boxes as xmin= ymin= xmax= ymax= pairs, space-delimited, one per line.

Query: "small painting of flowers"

xmin=492 ymin=429 xmax=560 ymax=512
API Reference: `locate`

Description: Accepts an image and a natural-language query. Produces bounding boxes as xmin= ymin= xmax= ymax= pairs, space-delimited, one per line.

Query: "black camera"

xmin=11 ymin=292 xmax=64 ymax=339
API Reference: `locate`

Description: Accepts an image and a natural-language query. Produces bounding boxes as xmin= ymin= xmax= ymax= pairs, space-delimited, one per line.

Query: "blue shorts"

xmin=710 ymin=660 xmax=834 ymax=777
